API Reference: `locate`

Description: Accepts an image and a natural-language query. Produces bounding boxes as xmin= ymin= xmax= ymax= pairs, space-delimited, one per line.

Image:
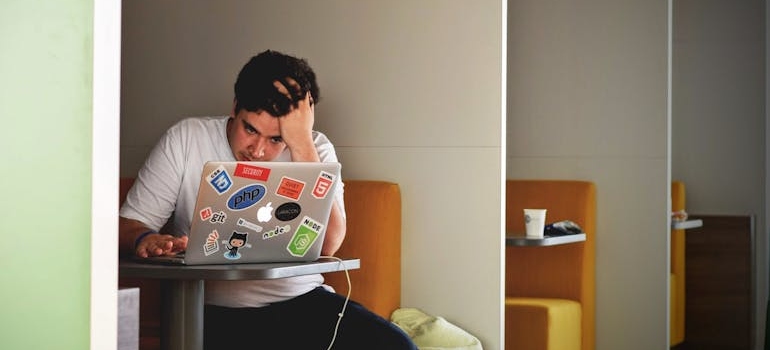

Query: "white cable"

xmin=320 ymin=255 xmax=351 ymax=350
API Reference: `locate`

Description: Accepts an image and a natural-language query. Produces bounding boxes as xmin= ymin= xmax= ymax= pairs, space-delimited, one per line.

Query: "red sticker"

xmin=234 ymin=164 xmax=271 ymax=181
xmin=276 ymin=176 xmax=305 ymax=200
xmin=312 ymin=171 xmax=335 ymax=199
xmin=199 ymin=207 xmax=213 ymax=221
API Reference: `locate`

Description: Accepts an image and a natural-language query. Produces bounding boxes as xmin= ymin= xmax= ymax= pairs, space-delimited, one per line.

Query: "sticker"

xmin=312 ymin=171 xmax=335 ymax=199
xmin=234 ymin=163 xmax=271 ymax=181
xmin=263 ymin=224 xmax=291 ymax=240
xmin=287 ymin=216 xmax=324 ymax=257
xmin=237 ymin=217 xmax=263 ymax=233
xmin=207 ymin=165 xmax=233 ymax=194
xmin=199 ymin=207 xmax=213 ymax=221
xmin=257 ymin=202 xmax=274 ymax=223
xmin=209 ymin=210 xmax=227 ymax=224
xmin=276 ymin=176 xmax=305 ymax=200
xmin=222 ymin=231 xmax=252 ymax=260
xmin=227 ymin=184 xmax=267 ymax=210
xmin=203 ymin=230 xmax=220 ymax=256
xmin=275 ymin=202 xmax=301 ymax=221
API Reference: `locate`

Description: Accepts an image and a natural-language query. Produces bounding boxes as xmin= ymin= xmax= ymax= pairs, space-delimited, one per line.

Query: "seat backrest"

xmin=505 ymin=179 xmax=596 ymax=349
xmin=323 ymin=180 xmax=402 ymax=319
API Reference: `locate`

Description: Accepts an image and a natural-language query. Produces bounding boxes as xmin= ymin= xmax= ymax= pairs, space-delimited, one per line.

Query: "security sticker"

xmin=203 ymin=230 xmax=220 ymax=256
xmin=276 ymin=176 xmax=305 ymax=201
xmin=237 ymin=217 xmax=263 ymax=233
xmin=312 ymin=171 xmax=335 ymax=199
xmin=234 ymin=163 xmax=271 ymax=181
xmin=207 ymin=165 xmax=233 ymax=194
xmin=287 ymin=216 xmax=324 ymax=257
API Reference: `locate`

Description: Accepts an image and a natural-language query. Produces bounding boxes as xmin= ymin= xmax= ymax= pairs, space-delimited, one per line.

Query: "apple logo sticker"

xmin=257 ymin=202 xmax=274 ymax=223
xmin=275 ymin=202 xmax=301 ymax=221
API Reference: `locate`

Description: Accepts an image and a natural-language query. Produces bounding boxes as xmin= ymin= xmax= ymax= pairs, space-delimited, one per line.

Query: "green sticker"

xmin=287 ymin=216 xmax=324 ymax=257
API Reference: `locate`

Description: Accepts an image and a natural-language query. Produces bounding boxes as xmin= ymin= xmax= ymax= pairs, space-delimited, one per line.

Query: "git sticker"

xmin=207 ymin=165 xmax=233 ymax=194
xmin=276 ymin=176 xmax=305 ymax=200
xmin=287 ymin=216 xmax=324 ymax=257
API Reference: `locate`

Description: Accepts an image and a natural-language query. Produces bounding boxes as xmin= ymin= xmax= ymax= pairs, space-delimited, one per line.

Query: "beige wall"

xmin=673 ymin=0 xmax=767 ymax=347
xmin=507 ymin=1 xmax=671 ymax=349
xmin=121 ymin=0 xmax=505 ymax=348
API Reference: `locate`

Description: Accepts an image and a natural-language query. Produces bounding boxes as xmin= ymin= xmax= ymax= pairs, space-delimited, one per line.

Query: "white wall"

xmin=121 ymin=0 xmax=505 ymax=348
xmin=672 ymin=0 xmax=767 ymax=348
xmin=507 ymin=1 xmax=671 ymax=349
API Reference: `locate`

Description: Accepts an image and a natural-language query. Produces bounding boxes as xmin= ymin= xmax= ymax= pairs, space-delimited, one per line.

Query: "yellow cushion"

xmin=505 ymin=297 xmax=581 ymax=350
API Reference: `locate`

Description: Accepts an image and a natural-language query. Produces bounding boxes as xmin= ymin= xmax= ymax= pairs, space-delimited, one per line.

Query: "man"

xmin=119 ymin=50 xmax=416 ymax=349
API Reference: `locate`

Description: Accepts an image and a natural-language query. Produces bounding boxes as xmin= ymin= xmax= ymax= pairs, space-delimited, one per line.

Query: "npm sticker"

xmin=312 ymin=171 xmax=335 ymax=199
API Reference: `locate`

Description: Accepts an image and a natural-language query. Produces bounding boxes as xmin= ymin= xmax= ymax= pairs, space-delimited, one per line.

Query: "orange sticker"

xmin=276 ymin=176 xmax=305 ymax=200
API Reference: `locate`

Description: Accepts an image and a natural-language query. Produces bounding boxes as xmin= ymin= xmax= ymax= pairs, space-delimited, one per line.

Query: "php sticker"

xmin=207 ymin=165 xmax=233 ymax=194
xmin=276 ymin=176 xmax=305 ymax=200
xmin=287 ymin=216 xmax=324 ymax=257
xmin=227 ymin=184 xmax=267 ymax=210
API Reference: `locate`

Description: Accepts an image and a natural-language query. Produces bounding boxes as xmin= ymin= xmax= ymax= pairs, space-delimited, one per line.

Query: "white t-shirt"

xmin=120 ymin=116 xmax=346 ymax=307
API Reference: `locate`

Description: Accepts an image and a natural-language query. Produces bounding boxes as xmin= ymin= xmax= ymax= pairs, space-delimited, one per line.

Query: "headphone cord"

xmin=319 ymin=256 xmax=351 ymax=350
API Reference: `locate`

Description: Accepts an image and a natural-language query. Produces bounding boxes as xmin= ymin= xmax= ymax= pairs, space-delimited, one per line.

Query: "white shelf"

xmin=672 ymin=219 xmax=703 ymax=230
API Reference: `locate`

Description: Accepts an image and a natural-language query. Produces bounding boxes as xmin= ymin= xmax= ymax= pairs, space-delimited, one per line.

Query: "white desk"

xmin=119 ymin=258 xmax=360 ymax=350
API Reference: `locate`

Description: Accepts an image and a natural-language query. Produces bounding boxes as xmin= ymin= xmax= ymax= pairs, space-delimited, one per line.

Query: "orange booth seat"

xmin=119 ymin=178 xmax=403 ymax=349
xmin=505 ymin=180 xmax=596 ymax=350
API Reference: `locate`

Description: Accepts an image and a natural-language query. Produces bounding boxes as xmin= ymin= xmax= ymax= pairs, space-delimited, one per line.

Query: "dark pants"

xmin=204 ymin=287 xmax=417 ymax=350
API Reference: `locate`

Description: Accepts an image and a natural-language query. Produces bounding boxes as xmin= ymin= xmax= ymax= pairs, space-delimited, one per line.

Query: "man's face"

xmin=226 ymin=109 xmax=286 ymax=161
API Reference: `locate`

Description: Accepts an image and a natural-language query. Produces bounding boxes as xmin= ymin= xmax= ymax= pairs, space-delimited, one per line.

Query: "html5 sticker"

xmin=312 ymin=171 xmax=335 ymax=199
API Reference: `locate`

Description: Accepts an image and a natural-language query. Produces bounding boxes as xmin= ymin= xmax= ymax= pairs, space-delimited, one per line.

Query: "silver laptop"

xmin=142 ymin=161 xmax=341 ymax=265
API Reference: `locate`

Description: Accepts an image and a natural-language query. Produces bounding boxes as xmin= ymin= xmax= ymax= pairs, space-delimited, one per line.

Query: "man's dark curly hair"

xmin=234 ymin=50 xmax=321 ymax=117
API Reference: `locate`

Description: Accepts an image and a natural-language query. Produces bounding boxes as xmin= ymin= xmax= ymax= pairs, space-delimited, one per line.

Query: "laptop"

xmin=142 ymin=161 xmax=341 ymax=265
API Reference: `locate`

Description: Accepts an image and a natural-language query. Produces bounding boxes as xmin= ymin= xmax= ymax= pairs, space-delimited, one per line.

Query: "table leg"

xmin=161 ymin=280 xmax=205 ymax=350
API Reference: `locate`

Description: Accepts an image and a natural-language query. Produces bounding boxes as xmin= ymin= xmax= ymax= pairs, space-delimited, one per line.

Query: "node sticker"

xmin=287 ymin=216 xmax=324 ymax=257
xmin=234 ymin=163 xmax=271 ymax=181
xmin=207 ymin=165 xmax=233 ymax=194
xmin=263 ymin=224 xmax=291 ymax=240
xmin=203 ymin=230 xmax=220 ymax=256
xmin=276 ymin=176 xmax=306 ymax=201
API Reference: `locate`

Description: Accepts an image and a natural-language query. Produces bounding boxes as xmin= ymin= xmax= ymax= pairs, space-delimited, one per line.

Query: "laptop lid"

xmin=156 ymin=161 xmax=341 ymax=265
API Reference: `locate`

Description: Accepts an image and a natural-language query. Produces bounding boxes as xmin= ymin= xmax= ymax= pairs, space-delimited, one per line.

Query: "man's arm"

xmin=119 ymin=216 xmax=188 ymax=258
xmin=321 ymin=201 xmax=346 ymax=256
